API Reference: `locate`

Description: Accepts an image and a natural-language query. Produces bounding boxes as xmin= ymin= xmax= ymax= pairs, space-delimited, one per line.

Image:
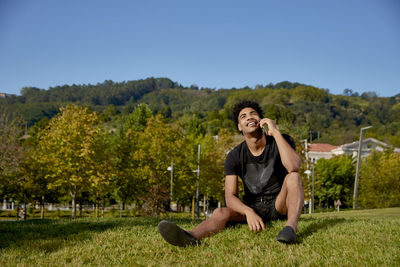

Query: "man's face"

xmin=237 ymin=107 xmax=261 ymax=134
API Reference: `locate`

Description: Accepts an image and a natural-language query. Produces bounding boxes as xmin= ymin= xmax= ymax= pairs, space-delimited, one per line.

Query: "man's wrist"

xmin=270 ymin=128 xmax=281 ymax=138
xmin=243 ymin=207 xmax=255 ymax=217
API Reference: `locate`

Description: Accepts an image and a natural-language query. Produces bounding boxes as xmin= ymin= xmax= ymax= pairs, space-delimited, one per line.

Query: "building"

xmin=308 ymin=138 xmax=400 ymax=162
xmin=0 ymin=93 xmax=15 ymax=98
xmin=308 ymin=143 xmax=339 ymax=161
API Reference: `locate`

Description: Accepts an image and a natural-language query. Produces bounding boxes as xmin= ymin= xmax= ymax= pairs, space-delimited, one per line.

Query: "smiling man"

xmin=158 ymin=100 xmax=304 ymax=246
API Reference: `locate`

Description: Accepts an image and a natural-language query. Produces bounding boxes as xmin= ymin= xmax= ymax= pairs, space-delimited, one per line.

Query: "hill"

xmin=1 ymin=77 xmax=399 ymax=146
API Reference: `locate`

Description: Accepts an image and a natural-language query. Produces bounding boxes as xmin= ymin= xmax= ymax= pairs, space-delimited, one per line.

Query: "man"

xmin=158 ymin=100 xmax=304 ymax=246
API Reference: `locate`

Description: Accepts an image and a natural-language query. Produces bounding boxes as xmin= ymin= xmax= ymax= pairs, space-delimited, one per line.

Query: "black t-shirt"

xmin=224 ymin=134 xmax=296 ymax=201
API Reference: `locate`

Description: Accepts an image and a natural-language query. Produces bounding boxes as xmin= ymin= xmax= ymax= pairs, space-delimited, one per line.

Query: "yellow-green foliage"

xmin=36 ymin=105 xmax=111 ymax=217
xmin=358 ymin=151 xmax=400 ymax=208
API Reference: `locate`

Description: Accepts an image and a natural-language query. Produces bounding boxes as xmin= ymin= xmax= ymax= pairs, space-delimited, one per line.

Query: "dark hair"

xmin=232 ymin=100 xmax=264 ymax=130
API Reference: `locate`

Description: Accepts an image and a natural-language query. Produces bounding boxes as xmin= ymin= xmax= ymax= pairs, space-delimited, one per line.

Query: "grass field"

xmin=1 ymin=208 xmax=399 ymax=266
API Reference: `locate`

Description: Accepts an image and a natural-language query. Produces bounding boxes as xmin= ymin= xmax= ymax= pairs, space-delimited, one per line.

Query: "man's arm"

xmin=225 ymin=175 xmax=265 ymax=231
xmin=260 ymin=118 xmax=301 ymax=172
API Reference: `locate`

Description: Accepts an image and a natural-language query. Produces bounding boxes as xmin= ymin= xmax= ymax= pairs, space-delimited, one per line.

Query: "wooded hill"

xmin=1 ymin=77 xmax=399 ymax=146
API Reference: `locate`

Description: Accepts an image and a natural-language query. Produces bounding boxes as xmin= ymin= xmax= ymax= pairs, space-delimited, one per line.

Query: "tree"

xmin=108 ymin=105 xmax=152 ymax=214
xmin=313 ymin=155 xmax=355 ymax=208
xmin=18 ymin=117 xmax=60 ymax=219
xmin=180 ymin=114 xmax=205 ymax=137
xmin=358 ymin=151 xmax=400 ymax=208
xmin=20 ymin=146 xmax=60 ymax=219
xmin=88 ymin=131 xmax=113 ymax=218
xmin=0 ymin=108 xmax=24 ymax=201
xmin=263 ymin=104 xmax=295 ymax=124
xmin=100 ymin=104 xmax=118 ymax=122
xmin=37 ymin=105 xmax=107 ymax=219
xmin=291 ymin=86 xmax=330 ymax=103
xmin=199 ymin=129 xmax=234 ymax=204
xmin=0 ymin=109 xmax=24 ymax=177
xmin=108 ymin=128 xmax=139 ymax=214
xmin=123 ymin=103 xmax=153 ymax=131
xmin=132 ymin=114 xmax=194 ymax=215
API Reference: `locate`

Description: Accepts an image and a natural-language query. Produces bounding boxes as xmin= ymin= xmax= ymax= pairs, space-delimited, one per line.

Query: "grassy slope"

xmin=0 ymin=208 xmax=399 ymax=266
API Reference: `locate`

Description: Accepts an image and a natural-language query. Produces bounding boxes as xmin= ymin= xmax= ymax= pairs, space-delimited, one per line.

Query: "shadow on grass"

xmin=0 ymin=217 xmax=160 ymax=252
xmin=296 ymin=217 xmax=347 ymax=243
xmin=223 ymin=217 xmax=348 ymax=245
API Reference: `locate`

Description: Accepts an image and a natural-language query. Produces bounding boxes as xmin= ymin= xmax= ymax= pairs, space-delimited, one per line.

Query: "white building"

xmin=308 ymin=138 xmax=400 ymax=162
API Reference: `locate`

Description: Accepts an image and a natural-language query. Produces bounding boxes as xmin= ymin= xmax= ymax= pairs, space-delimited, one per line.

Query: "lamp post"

xmin=304 ymin=158 xmax=315 ymax=213
xmin=311 ymin=159 xmax=315 ymax=213
xmin=304 ymin=138 xmax=314 ymax=214
xmin=353 ymin=126 xmax=373 ymax=209
xmin=167 ymin=162 xmax=173 ymax=210
xmin=304 ymin=170 xmax=312 ymax=214
xmin=195 ymin=144 xmax=201 ymax=219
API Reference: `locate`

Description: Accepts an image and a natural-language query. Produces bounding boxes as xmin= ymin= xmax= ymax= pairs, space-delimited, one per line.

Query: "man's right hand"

xmin=245 ymin=208 xmax=265 ymax=231
xmin=225 ymin=175 xmax=265 ymax=231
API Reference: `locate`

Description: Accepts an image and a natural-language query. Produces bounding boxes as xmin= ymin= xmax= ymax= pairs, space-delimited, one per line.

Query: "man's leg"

xmin=274 ymin=172 xmax=304 ymax=242
xmin=188 ymin=207 xmax=245 ymax=239
xmin=158 ymin=207 xmax=245 ymax=247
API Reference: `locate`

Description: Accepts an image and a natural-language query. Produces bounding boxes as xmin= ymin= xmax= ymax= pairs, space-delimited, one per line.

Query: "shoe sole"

xmin=277 ymin=236 xmax=296 ymax=244
xmin=158 ymin=220 xmax=198 ymax=247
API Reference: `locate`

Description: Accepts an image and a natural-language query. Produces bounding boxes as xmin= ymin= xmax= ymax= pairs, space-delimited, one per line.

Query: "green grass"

xmin=1 ymin=208 xmax=399 ymax=266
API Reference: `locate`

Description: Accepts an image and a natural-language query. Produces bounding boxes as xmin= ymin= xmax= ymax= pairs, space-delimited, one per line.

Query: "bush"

xmin=139 ymin=185 xmax=169 ymax=217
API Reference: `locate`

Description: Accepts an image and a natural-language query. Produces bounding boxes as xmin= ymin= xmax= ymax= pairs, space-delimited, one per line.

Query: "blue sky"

xmin=1 ymin=0 xmax=399 ymax=96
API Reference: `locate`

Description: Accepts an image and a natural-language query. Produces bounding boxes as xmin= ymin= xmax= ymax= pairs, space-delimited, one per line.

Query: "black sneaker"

xmin=158 ymin=220 xmax=200 ymax=247
xmin=276 ymin=226 xmax=297 ymax=244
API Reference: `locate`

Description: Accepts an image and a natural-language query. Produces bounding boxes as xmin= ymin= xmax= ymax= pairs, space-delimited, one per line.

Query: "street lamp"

xmin=304 ymin=170 xmax=312 ymax=214
xmin=195 ymin=144 xmax=201 ymax=219
xmin=304 ymin=162 xmax=315 ymax=214
xmin=353 ymin=126 xmax=373 ymax=209
xmin=167 ymin=162 xmax=173 ymax=210
xmin=311 ymin=159 xmax=315 ymax=213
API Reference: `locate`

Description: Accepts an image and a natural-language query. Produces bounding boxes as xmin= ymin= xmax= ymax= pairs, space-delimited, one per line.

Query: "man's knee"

xmin=211 ymin=207 xmax=231 ymax=223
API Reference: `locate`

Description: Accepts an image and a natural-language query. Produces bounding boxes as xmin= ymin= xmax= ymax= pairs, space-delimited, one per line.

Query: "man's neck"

xmin=244 ymin=130 xmax=267 ymax=156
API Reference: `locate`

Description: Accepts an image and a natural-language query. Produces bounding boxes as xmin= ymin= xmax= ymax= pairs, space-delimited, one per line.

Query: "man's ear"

xmin=238 ymin=123 xmax=242 ymax=132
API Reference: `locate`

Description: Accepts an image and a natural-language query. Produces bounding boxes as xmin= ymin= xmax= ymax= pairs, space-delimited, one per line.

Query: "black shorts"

xmin=245 ymin=196 xmax=287 ymax=222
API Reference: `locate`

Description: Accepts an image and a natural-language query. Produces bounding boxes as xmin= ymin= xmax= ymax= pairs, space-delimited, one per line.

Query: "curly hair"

xmin=232 ymin=100 xmax=264 ymax=131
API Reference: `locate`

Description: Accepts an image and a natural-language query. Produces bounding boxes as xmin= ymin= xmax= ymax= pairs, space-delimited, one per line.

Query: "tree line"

xmin=1 ymin=77 xmax=399 ymax=148
xmin=1 ymin=102 xmax=399 ymax=219
xmin=1 ymin=104 xmax=233 ymax=218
